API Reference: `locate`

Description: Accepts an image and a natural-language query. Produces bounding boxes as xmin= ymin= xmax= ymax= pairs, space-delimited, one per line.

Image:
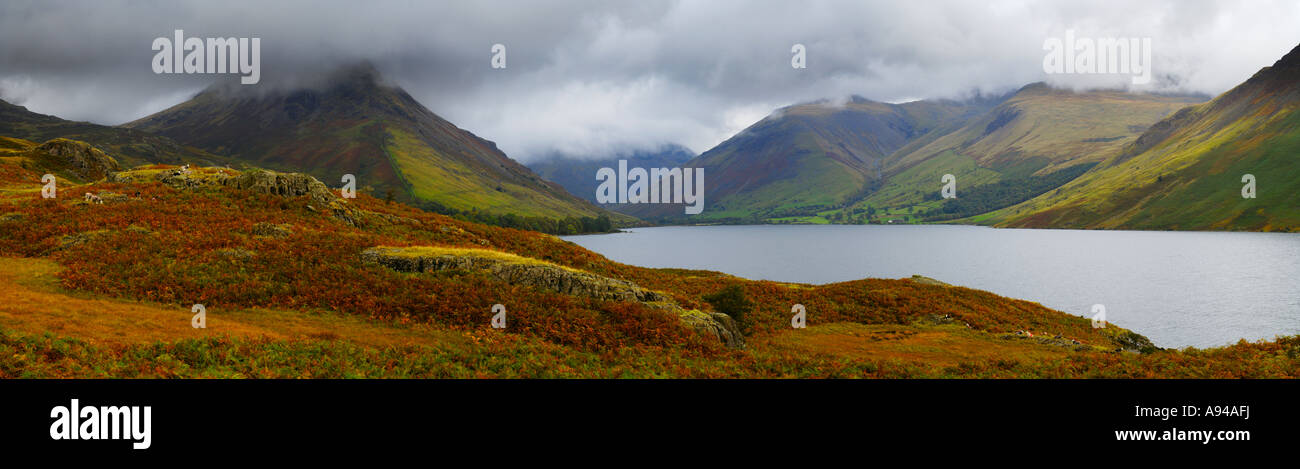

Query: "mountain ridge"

xmin=0 ymin=98 xmax=226 ymax=168
xmin=626 ymin=93 xmax=1006 ymax=221
xmin=988 ymin=43 xmax=1300 ymax=231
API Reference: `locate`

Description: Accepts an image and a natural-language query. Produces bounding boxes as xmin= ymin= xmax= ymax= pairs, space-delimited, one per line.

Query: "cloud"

xmin=2 ymin=0 xmax=1298 ymax=161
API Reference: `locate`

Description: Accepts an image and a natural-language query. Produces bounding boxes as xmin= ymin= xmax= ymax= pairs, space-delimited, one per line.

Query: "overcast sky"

xmin=2 ymin=0 xmax=1299 ymax=161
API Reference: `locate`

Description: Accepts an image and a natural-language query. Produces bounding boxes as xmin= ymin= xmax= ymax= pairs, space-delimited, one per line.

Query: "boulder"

xmin=223 ymin=169 xmax=361 ymax=226
xmin=225 ymin=169 xmax=336 ymax=206
xmin=95 ymin=191 xmax=130 ymax=203
xmin=678 ymin=310 xmax=746 ymax=349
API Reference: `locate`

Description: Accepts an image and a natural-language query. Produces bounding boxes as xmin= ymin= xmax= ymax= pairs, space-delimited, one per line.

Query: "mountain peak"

xmin=1232 ymin=42 xmax=1300 ymax=96
xmin=125 ymin=60 xmax=608 ymax=220
xmin=1272 ymin=42 xmax=1300 ymax=71
xmin=328 ymin=61 xmax=384 ymax=86
xmin=195 ymin=61 xmax=389 ymax=99
xmin=1016 ymin=82 xmax=1051 ymax=93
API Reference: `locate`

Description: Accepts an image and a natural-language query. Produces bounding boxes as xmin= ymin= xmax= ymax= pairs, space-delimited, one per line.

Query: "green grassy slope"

xmin=988 ymin=44 xmax=1300 ymax=231
xmin=849 ymin=84 xmax=1204 ymax=222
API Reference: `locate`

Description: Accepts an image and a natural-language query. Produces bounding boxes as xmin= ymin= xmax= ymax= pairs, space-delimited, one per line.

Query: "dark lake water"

xmin=564 ymin=224 xmax=1300 ymax=348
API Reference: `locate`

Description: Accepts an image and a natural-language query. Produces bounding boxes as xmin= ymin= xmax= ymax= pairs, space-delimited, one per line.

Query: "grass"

xmin=993 ymin=96 xmax=1300 ymax=231
xmin=690 ymin=148 xmax=869 ymax=221
xmin=769 ymin=215 xmax=830 ymax=224
xmin=843 ymin=88 xmax=1201 ymax=225
xmin=0 ymin=256 xmax=478 ymax=347
xmin=366 ymin=245 xmax=586 ymax=273
xmin=857 ymin=150 xmax=1001 ymax=214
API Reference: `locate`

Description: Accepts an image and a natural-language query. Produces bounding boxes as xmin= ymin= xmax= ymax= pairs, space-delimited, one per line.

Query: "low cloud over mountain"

xmin=2 ymin=0 xmax=1298 ymax=161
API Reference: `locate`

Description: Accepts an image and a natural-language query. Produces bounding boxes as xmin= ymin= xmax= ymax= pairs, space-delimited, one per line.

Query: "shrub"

xmin=703 ymin=285 xmax=754 ymax=329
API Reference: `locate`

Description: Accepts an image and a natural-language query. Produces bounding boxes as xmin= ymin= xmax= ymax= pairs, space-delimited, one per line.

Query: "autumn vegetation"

xmin=1 ymin=143 xmax=1297 ymax=378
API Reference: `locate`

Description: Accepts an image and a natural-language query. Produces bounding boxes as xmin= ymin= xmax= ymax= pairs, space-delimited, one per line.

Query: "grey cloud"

xmin=2 ymin=0 xmax=1298 ymax=161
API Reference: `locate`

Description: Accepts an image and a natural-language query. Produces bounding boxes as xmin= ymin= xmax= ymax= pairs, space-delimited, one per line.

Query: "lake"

xmin=563 ymin=224 xmax=1300 ymax=348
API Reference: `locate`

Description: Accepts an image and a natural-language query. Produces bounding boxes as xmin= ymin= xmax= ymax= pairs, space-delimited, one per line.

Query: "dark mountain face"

xmin=0 ymin=99 xmax=222 ymax=167
xmin=124 ymin=63 xmax=609 ymax=219
xmin=526 ymin=144 xmax=695 ymax=207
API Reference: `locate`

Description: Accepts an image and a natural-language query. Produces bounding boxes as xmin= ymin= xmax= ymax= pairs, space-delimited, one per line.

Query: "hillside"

xmin=526 ymin=144 xmax=695 ymax=210
xmin=124 ymin=63 xmax=618 ymax=221
xmin=987 ymin=44 xmax=1300 ymax=231
xmin=0 ymin=136 xmax=121 ymax=184
xmin=625 ymin=95 xmax=1004 ymax=222
xmin=0 ymin=99 xmax=227 ymax=168
xmin=850 ymin=84 xmax=1205 ymax=223
xmin=1 ymin=137 xmax=1296 ymax=378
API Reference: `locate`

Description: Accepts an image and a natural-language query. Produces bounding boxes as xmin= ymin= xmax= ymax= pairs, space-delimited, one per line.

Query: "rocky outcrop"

xmin=224 ymin=169 xmax=337 ymax=206
xmin=225 ymin=169 xmax=362 ymax=226
xmin=907 ymin=274 xmax=951 ymax=286
xmin=1000 ymin=332 xmax=1093 ymax=352
xmin=679 ymin=310 xmax=746 ymax=349
xmin=362 ymin=247 xmax=666 ymax=303
xmin=31 ymin=138 xmax=120 ymax=181
xmin=108 ymin=166 xmax=362 ymax=226
xmin=362 ymin=246 xmax=746 ymax=348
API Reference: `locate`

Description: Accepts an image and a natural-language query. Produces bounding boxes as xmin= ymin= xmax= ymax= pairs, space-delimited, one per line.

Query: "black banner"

xmin=1 ymin=379 xmax=1290 ymax=458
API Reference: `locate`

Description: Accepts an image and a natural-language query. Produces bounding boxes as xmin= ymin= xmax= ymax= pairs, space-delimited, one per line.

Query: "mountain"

xmin=526 ymin=144 xmax=695 ymax=209
xmin=988 ymin=43 xmax=1300 ymax=231
xmin=0 ymin=98 xmax=224 ymax=168
xmin=626 ymin=95 xmax=1004 ymax=222
xmin=853 ymin=84 xmax=1205 ymax=223
xmin=124 ymin=63 xmax=613 ymax=220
